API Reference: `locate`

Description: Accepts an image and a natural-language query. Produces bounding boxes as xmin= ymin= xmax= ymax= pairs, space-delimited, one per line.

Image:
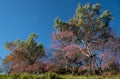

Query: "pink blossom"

xmin=52 ymin=31 xmax=75 ymax=41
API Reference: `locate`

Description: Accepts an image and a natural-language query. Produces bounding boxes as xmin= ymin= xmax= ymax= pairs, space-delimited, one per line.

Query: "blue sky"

xmin=0 ymin=0 xmax=120 ymax=60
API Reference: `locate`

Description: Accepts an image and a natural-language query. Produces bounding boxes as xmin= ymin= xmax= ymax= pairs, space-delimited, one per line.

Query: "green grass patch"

xmin=60 ymin=74 xmax=120 ymax=79
xmin=0 ymin=73 xmax=120 ymax=79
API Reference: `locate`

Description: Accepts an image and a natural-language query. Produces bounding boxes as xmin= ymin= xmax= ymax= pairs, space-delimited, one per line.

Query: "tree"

xmin=52 ymin=3 xmax=116 ymax=75
xmin=3 ymin=33 xmax=46 ymax=74
xmin=52 ymin=31 xmax=84 ymax=74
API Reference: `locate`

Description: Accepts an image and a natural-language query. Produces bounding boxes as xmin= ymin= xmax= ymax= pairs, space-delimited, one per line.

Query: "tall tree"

xmin=3 ymin=33 xmax=46 ymax=74
xmin=52 ymin=3 xmax=115 ymax=75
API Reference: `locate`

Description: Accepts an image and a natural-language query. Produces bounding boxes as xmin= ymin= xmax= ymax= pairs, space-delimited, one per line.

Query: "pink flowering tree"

xmin=3 ymin=33 xmax=46 ymax=74
xmin=52 ymin=31 xmax=85 ymax=74
xmin=51 ymin=3 xmax=120 ymax=75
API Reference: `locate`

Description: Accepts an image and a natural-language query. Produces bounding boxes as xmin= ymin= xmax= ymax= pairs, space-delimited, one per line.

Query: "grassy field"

xmin=61 ymin=74 xmax=120 ymax=79
xmin=0 ymin=73 xmax=120 ymax=79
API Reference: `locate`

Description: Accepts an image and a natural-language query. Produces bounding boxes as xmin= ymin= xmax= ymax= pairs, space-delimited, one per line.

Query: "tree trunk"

xmin=72 ymin=65 xmax=75 ymax=75
xmin=65 ymin=59 xmax=68 ymax=73
xmin=90 ymin=56 xmax=95 ymax=75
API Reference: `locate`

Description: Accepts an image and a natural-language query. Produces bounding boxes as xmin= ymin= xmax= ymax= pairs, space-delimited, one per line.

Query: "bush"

xmin=102 ymin=71 xmax=112 ymax=78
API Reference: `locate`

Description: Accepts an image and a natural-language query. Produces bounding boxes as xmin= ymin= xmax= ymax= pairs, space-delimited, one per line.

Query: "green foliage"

xmin=52 ymin=3 xmax=116 ymax=75
xmin=106 ymin=61 xmax=120 ymax=74
xmin=53 ymin=3 xmax=113 ymax=49
xmin=3 ymin=33 xmax=46 ymax=74
xmin=1 ymin=3 xmax=119 ymax=76
xmin=0 ymin=73 xmax=120 ymax=79
xmin=54 ymin=17 xmax=69 ymax=31
xmin=61 ymin=74 xmax=120 ymax=79
xmin=0 ymin=74 xmax=37 ymax=79
xmin=42 ymin=72 xmax=62 ymax=79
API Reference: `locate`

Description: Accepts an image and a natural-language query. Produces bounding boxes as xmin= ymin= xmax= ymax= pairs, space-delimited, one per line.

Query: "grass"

xmin=61 ymin=74 xmax=120 ymax=79
xmin=0 ymin=73 xmax=120 ymax=79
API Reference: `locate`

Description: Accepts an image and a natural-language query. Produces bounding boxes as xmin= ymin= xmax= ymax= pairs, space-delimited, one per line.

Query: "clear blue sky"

xmin=0 ymin=0 xmax=120 ymax=60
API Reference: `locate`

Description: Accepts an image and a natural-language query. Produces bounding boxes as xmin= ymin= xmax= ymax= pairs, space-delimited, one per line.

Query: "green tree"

xmin=3 ymin=33 xmax=46 ymax=74
xmin=53 ymin=3 xmax=113 ymax=75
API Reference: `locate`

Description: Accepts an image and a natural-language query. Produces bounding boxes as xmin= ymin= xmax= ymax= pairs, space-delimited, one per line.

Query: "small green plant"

xmin=43 ymin=72 xmax=62 ymax=79
xmin=19 ymin=73 xmax=34 ymax=79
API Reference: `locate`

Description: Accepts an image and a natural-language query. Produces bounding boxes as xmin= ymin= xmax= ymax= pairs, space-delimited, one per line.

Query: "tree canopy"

xmin=1 ymin=3 xmax=120 ymax=75
xmin=52 ymin=3 xmax=120 ymax=75
xmin=3 ymin=33 xmax=46 ymax=74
